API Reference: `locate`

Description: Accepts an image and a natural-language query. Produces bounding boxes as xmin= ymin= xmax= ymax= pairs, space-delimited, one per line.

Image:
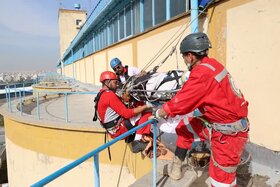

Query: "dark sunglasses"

xmin=113 ymin=65 xmax=122 ymax=71
xmin=108 ymin=79 xmax=119 ymax=84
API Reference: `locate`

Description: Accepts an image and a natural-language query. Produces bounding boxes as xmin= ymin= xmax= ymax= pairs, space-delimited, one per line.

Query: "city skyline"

xmin=0 ymin=0 xmax=96 ymax=73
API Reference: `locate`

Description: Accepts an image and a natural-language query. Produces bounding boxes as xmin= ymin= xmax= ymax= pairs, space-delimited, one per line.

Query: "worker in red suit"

xmin=155 ymin=32 xmax=249 ymax=186
xmin=93 ymin=71 xmax=152 ymax=153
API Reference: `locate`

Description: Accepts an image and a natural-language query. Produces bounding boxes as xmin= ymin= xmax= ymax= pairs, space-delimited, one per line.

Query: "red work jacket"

xmin=163 ymin=56 xmax=248 ymax=124
xmin=97 ymin=89 xmax=135 ymax=124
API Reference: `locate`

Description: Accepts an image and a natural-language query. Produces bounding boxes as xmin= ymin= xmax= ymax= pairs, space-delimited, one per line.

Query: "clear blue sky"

xmin=0 ymin=0 xmax=97 ymax=72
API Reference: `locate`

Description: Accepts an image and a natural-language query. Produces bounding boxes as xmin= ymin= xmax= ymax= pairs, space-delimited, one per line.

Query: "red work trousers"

xmin=176 ymin=117 xmax=248 ymax=187
xmin=135 ymin=111 xmax=152 ymax=135
xmin=109 ymin=112 xmax=152 ymax=139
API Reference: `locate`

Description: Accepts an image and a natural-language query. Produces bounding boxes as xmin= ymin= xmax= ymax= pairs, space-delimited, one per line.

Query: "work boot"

xmin=131 ymin=140 xmax=148 ymax=153
xmin=168 ymin=156 xmax=183 ymax=180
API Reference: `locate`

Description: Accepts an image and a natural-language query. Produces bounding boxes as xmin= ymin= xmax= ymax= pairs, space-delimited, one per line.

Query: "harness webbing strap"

xmin=154 ymin=71 xmax=180 ymax=90
xmin=93 ymin=90 xmax=105 ymax=122
xmin=211 ymin=151 xmax=238 ymax=173
xmin=184 ymin=117 xmax=201 ymax=142
xmin=196 ymin=116 xmax=249 ymax=173
xmin=212 ymin=118 xmax=249 ymax=134
xmin=104 ymin=132 xmax=112 ymax=161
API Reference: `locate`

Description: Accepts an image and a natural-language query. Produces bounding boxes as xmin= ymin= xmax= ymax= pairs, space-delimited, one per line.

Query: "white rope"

xmin=141 ymin=0 xmax=214 ymax=72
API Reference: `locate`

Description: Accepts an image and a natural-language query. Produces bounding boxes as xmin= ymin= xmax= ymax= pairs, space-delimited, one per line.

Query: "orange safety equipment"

xmin=99 ymin=71 xmax=117 ymax=83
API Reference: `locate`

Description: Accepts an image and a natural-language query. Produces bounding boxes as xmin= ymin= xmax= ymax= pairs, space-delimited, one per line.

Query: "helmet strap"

xmin=104 ymin=80 xmax=117 ymax=92
xmin=188 ymin=56 xmax=200 ymax=71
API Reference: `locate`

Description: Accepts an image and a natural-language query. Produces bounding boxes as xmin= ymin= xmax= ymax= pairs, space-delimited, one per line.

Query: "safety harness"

xmin=93 ymin=90 xmax=105 ymax=122
xmin=93 ymin=90 xmax=135 ymax=143
xmin=195 ymin=62 xmax=250 ymax=173
xmin=154 ymin=71 xmax=181 ymax=91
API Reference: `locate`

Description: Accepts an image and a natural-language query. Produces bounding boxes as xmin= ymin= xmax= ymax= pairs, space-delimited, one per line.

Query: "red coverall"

xmin=163 ymin=56 xmax=249 ymax=187
xmin=97 ymin=89 xmax=151 ymax=139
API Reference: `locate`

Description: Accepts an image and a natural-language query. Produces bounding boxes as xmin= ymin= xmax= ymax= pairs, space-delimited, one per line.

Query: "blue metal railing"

xmin=31 ymin=119 xmax=158 ymax=187
xmin=4 ymin=83 xmax=99 ymax=123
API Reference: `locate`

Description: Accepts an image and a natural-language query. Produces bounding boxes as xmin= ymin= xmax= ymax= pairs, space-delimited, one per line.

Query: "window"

xmin=155 ymin=0 xmax=166 ymax=25
xmin=100 ymin=29 xmax=104 ymax=49
xmin=125 ymin=4 xmax=132 ymax=36
xmin=144 ymin=0 xmax=152 ymax=30
xmin=109 ymin=20 xmax=114 ymax=45
xmin=134 ymin=0 xmax=140 ymax=34
xmin=76 ymin=19 xmax=82 ymax=26
xmin=113 ymin=16 xmax=118 ymax=43
xmin=103 ymin=25 xmax=107 ymax=47
xmin=170 ymin=0 xmax=186 ymax=18
xmin=120 ymin=11 xmax=125 ymax=39
xmin=95 ymin=32 xmax=99 ymax=51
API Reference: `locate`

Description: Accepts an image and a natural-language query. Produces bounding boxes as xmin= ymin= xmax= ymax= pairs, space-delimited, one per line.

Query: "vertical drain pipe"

xmin=191 ymin=0 xmax=199 ymax=33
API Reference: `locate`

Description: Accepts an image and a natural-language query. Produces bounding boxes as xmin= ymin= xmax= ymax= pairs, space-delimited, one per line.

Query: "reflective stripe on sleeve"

xmin=215 ymin=68 xmax=228 ymax=82
xmin=200 ymin=63 xmax=216 ymax=71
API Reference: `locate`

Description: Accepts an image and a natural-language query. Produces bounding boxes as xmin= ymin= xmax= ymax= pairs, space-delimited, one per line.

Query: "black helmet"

xmin=180 ymin=32 xmax=211 ymax=55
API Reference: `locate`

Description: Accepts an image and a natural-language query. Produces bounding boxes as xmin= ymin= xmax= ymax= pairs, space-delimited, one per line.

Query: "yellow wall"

xmin=85 ymin=56 xmax=94 ymax=83
xmin=68 ymin=15 xmax=195 ymax=85
xmin=108 ymin=44 xmax=134 ymax=68
xmin=93 ymin=52 xmax=107 ymax=85
xmin=2 ymin=115 xmax=152 ymax=186
xmin=58 ymin=9 xmax=87 ymax=58
xmin=62 ymin=0 xmax=280 ymax=151
xmin=64 ymin=63 xmax=73 ymax=78
xmin=226 ymin=0 xmax=280 ymax=150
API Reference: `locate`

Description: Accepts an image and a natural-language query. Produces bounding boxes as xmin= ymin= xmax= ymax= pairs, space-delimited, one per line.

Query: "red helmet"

xmin=99 ymin=71 xmax=117 ymax=83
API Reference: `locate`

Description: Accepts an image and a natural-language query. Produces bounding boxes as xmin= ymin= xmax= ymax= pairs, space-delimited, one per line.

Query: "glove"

xmin=148 ymin=109 xmax=161 ymax=121
xmin=145 ymin=101 xmax=155 ymax=108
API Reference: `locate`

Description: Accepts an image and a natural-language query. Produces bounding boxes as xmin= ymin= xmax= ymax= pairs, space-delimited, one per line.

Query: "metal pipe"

xmin=152 ymin=0 xmax=155 ymax=26
xmin=8 ymin=86 xmax=12 ymax=112
xmin=5 ymin=86 xmax=8 ymax=109
xmin=152 ymin=122 xmax=157 ymax=187
xmin=23 ymin=82 xmax=25 ymax=98
xmin=191 ymin=0 xmax=199 ymax=33
xmin=14 ymin=84 xmax=17 ymax=99
xmin=94 ymin=154 xmax=100 ymax=187
xmin=37 ymin=92 xmax=40 ymax=119
xmin=166 ymin=0 xmax=170 ymax=20
xmin=65 ymin=93 xmax=69 ymax=123
xmin=31 ymin=119 xmax=157 ymax=187
xmin=71 ymin=49 xmax=74 ymax=79
xmin=140 ymin=0 xmax=144 ymax=32
xmin=19 ymin=89 xmax=22 ymax=116
xmin=130 ymin=0 xmax=133 ymax=35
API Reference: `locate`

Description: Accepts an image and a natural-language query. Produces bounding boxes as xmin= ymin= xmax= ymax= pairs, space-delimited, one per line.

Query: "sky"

xmin=0 ymin=0 xmax=97 ymax=73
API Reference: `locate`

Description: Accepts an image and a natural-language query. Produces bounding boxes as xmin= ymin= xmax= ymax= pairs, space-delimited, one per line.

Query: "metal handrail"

xmin=4 ymin=83 xmax=159 ymax=186
xmin=5 ymin=84 xmax=99 ymax=123
xmin=31 ymin=119 xmax=158 ymax=187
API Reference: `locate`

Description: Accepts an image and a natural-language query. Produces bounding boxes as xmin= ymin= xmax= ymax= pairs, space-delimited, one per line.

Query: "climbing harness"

xmin=93 ymin=90 xmax=135 ymax=143
xmin=196 ymin=116 xmax=250 ymax=173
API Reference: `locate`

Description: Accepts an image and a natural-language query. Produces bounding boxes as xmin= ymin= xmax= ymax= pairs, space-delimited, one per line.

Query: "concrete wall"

xmin=2 ymin=115 xmax=152 ymax=186
xmin=62 ymin=0 xmax=280 ymax=151
xmin=58 ymin=9 xmax=87 ymax=58
xmin=226 ymin=0 xmax=280 ymax=150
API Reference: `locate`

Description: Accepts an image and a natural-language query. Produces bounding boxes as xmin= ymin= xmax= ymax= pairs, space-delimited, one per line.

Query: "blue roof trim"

xmin=62 ymin=0 xmax=116 ymax=60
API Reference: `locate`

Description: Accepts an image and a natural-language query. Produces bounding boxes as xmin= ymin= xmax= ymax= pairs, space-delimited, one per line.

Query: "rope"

xmin=105 ymin=132 xmax=112 ymax=161
xmin=116 ymin=143 xmax=128 ymax=187
xmin=141 ymin=0 xmax=215 ymax=73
